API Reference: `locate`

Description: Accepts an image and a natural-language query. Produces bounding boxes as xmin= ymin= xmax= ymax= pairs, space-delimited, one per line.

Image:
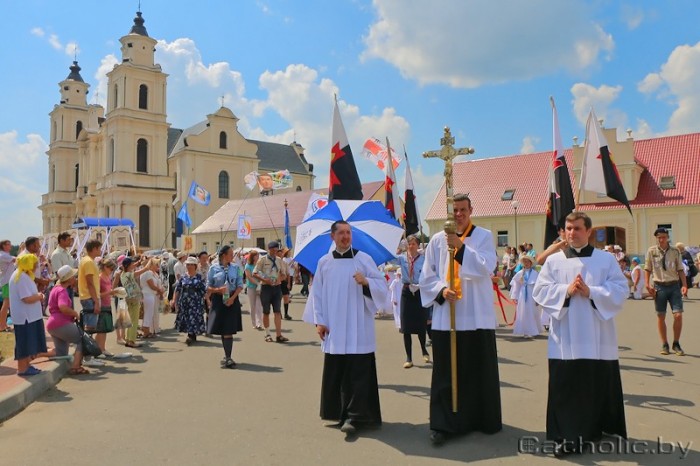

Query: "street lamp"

xmin=511 ymin=200 xmax=519 ymax=247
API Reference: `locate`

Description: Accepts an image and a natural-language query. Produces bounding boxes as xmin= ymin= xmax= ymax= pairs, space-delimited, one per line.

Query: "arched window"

xmin=50 ymin=164 xmax=56 ymax=191
xmin=105 ymin=205 xmax=110 ymax=218
xmin=218 ymin=171 xmax=229 ymax=198
xmin=139 ymin=205 xmax=150 ymax=247
xmin=75 ymin=121 xmax=83 ymax=139
xmin=113 ymin=84 xmax=118 ymax=110
xmin=138 ymin=84 xmax=148 ymax=110
xmin=108 ymin=138 xmax=115 ymax=172
xmin=74 ymin=163 xmax=79 ymax=190
xmin=136 ymin=138 xmax=148 ymax=173
xmin=219 ymin=131 xmax=227 ymax=149
xmin=52 ymin=120 xmax=57 ymax=142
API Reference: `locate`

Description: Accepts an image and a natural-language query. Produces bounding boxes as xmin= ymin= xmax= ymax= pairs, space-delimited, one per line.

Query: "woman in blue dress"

xmin=173 ymin=256 xmax=207 ymax=346
xmin=207 ymin=246 xmax=244 ymax=369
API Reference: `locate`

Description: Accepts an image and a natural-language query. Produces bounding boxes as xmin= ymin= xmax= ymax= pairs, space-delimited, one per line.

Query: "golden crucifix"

xmin=423 ymin=126 xmax=475 ymax=413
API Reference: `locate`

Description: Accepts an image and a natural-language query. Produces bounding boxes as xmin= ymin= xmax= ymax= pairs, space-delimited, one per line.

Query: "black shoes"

xmin=284 ymin=314 xmax=292 ymax=320
xmin=221 ymin=358 xmax=237 ymax=369
xmin=553 ymin=441 xmax=580 ymax=458
xmin=430 ymin=430 xmax=446 ymax=446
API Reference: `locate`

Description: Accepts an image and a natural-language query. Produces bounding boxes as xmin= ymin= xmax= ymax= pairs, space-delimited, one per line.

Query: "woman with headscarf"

xmin=9 ymin=254 xmax=48 ymax=376
xmin=207 ymin=245 xmax=244 ymax=368
xmin=173 ymin=256 xmax=207 ymax=345
xmin=47 ymin=265 xmax=89 ymax=374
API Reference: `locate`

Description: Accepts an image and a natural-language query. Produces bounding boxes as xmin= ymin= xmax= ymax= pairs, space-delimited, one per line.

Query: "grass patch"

xmin=0 ymin=332 xmax=14 ymax=362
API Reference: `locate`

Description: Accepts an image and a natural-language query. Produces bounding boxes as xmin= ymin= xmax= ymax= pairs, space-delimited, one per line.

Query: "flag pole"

xmin=423 ymin=126 xmax=475 ymax=413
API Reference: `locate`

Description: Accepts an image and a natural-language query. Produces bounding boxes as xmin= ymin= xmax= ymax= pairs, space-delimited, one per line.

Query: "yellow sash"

xmin=450 ymin=222 xmax=473 ymax=299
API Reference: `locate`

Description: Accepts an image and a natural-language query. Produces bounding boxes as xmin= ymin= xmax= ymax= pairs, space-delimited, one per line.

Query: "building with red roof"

xmin=425 ymin=127 xmax=700 ymax=257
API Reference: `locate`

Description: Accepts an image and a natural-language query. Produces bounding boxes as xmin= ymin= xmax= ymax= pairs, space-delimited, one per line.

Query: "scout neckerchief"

xmin=408 ymin=252 xmax=419 ymax=284
xmin=450 ymin=221 xmax=473 ymax=299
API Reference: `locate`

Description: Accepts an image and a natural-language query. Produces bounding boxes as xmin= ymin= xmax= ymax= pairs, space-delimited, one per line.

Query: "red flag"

xmin=329 ymin=99 xmax=363 ymax=201
xmin=384 ymin=138 xmax=400 ymax=218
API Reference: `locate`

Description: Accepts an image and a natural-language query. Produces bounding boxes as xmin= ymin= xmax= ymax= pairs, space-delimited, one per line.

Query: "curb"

xmin=0 ymin=359 xmax=69 ymax=423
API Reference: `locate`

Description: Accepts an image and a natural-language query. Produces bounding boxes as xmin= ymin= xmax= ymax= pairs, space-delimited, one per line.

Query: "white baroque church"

xmin=40 ymin=11 xmax=314 ymax=250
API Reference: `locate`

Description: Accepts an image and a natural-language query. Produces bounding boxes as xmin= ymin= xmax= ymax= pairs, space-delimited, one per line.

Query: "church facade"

xmin=39 ymin=11 xmax=313 ymax=251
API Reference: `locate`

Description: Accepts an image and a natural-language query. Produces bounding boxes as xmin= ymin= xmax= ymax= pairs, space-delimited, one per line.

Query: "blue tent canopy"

xmin=72 ymin=217 xmax=135 ymax=229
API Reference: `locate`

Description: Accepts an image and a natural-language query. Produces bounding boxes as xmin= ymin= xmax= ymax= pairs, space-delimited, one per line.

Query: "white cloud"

xmin=620 ymin=4 xmax=645 ymax=30
xmin=362 ymin=0 xmax=614 ymax=88
xmin=571 ymin=83 xmax=623 ymax=126
xmin=48 ymin=34 xmax=62 ymax=51
xmin=33 ymin=28 xmax=78 ymax=58
xmin=0 ymin=131 xmax=48 ymax=242
xmin=520 ymin=136 xmax=539 ymax=154
xmin=93 ymin=54 xmax=119 ymax=107
xmin=638 ymin=42 xmax=700 ymax=135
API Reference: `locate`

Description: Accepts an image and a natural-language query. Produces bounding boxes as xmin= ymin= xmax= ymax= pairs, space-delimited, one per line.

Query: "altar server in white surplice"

xmin=420 ymin=194 xmax=502 ymax=446
xmin=308 ymin=220 xmax=389 ymax=436
xmin=532 ymin=211 xmax=628 ymax=458
xmin=509 ymin=254 xmax=543 ymax=338
xmin=389 ymin=268 xmax=402 ymax=329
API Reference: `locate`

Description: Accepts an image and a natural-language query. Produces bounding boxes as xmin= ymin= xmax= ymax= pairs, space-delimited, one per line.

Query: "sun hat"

xmin=57 ymin=265 xmax=78 ymax=282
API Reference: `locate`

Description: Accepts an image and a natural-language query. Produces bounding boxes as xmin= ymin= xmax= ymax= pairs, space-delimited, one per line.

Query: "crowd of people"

xmin=1 ymin=202 xmax=697 ymax=457
xmin=0 ymin=235 xmax=303 ymax=373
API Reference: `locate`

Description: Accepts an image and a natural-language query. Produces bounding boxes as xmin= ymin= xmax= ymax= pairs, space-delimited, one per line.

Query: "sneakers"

xmin=672 ymin=342 xmax=685 ymax=356
xmin=660 ymin=343 xmax=670 ymax=355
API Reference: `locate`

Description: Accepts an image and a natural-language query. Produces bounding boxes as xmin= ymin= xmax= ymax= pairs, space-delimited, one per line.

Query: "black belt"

xmin=655 ymin=281 xmax=679 ymax=286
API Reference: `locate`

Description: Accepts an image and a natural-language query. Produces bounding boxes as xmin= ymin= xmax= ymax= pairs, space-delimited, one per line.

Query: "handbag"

xmin=78 ymin=324 xmax=103 ymax=357
xmin=115 ymin=298 xmax=132 ymax=329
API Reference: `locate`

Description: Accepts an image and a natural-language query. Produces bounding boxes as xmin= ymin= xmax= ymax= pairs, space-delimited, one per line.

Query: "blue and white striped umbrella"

xmin=293 ymin=200 xmax=403 ymax=273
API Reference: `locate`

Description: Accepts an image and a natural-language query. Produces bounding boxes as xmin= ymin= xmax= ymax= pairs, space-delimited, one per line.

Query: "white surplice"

xmin=509 ymin=268 xmax=543 ymax=337
xmin=532 ymin=248 xmax=628 ymax=360
xmin=419 ymin=227 xmax=497 ymax=331
xmin=389 ymin=274 xmax=402 ymax=329
xmin=308 ymin=250 xmax=389 ymax=354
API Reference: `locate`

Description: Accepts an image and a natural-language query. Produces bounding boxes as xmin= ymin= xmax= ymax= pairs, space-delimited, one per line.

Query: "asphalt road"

xmin=0 ymin=290 xmax=698 ymax=465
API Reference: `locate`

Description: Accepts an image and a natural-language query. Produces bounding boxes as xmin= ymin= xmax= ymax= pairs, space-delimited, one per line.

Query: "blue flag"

xmin=284 ymin=206 xmax=292 ymax=249
xmin=177 ymin=201 xmax=192 ymax=228
xmin=188 ymin=181 xmax=211 ymax=206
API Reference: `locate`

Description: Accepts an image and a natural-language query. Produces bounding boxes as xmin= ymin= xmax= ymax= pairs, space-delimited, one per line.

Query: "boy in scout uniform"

xmin=644 ymin=228 xmax=687 ymax=356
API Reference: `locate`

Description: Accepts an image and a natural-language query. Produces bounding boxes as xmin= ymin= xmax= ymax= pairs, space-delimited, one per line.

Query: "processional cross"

xmin=423 ymin=126 xmax=475 ymax=412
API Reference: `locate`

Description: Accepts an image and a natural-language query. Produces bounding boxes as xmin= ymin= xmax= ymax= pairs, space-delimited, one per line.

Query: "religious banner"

xmin=302 ymin=192 xmax=329 ymax=221
xmin=361 ymin=137 xmax=402 ymax=171
xmin=182 ymin=235 xmax=195 ymax=253
xmin=237 ymin=215 xmax=252 ymax=239
xmin=188 ymin=181 xmax=211 ymax=206
xmin=244 ymin=170 xmax=293 ymax=193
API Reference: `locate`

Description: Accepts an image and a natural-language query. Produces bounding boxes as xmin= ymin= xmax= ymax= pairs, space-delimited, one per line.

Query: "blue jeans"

xmin=80 ymin=298 xmax=99 ymax=328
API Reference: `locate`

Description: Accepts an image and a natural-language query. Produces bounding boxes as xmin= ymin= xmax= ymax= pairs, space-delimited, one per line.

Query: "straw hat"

xmin=57 ymin=265 xmax=77 ymax=283
xmin=112 ymin=287 xmax=127 ymax=299
xmin=519 ymin=254 xmax=535 ymax=265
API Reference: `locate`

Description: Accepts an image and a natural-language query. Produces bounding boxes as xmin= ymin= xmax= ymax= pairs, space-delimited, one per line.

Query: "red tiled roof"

xmin=426 ymin=132 xmax=700 ymax=220
xmin=194 ymin=181 xmax=385 ymax=234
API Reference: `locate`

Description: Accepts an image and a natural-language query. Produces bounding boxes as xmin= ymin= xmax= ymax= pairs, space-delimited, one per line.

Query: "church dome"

xmin=129 ymin=11 xmax=149 ymax=36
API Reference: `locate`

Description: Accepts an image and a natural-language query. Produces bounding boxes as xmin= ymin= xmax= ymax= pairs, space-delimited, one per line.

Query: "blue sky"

xmin=2 ymin=0 xmax=700 ymax=243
